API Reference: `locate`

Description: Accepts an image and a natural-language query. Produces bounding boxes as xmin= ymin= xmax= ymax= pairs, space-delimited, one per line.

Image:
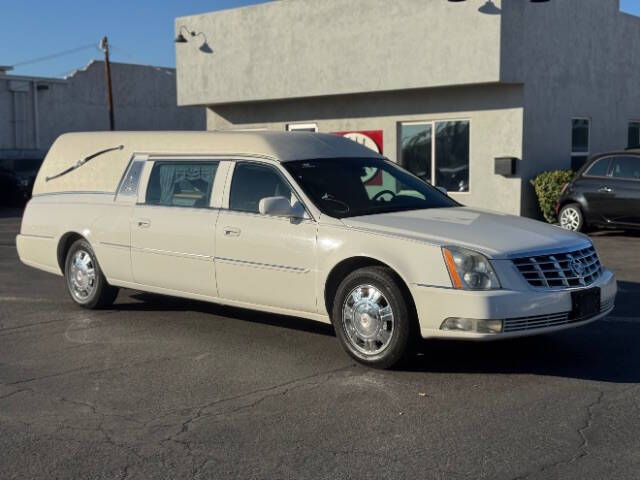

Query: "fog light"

xmin=440 ymin=318 xmax=503 ymax=334
xmin=440 ymin=318 xmax=474 ymax=332
xmin=476 ymin=319 xmax=503 ymax=334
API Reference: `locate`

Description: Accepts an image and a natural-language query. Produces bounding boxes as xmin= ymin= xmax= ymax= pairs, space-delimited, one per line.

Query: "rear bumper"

xmin=16 ymin=233 xmax=62 ymax=276
xmin=410 ymin=268 xmax=617 ymax=340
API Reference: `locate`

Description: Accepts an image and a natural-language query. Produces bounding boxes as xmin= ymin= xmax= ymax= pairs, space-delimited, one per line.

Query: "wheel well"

xmin=324 ymin=257 xmax=417 ymax=321
xmin=57 ymin=232 xmax=84 ymax=272
xmin=558 ymin=197 xmax=586 ymax=213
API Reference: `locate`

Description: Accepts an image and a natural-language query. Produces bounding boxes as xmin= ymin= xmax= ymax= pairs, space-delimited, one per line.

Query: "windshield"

xmin=284 ymin=158 xmax=459 ymax=219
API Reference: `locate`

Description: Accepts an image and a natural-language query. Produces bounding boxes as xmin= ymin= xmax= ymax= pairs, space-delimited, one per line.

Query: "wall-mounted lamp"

xmin=447 ymin=0 xmax=550 ymax=15
xmin=174 ymin=26 xmax=213 ymax=53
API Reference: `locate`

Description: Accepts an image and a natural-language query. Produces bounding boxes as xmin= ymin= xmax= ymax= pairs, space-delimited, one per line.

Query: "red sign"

xmin=332 ymin=130 xmax=384 ymax=185
xmin=332 ymin=130 xmax=383 ymax=154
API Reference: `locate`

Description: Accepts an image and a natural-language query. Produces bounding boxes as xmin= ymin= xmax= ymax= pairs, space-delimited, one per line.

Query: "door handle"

xmin=223 ymin=226 xmax=241 ymax=237
xmin=598 ymin=186 xmax=613 ymax=193
xmin=136 ymin=219 xmax=151 ymax=228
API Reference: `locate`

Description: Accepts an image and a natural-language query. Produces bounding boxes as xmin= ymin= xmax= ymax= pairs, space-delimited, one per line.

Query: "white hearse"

xmin=17 ymin=131 xmax=617 ymax=368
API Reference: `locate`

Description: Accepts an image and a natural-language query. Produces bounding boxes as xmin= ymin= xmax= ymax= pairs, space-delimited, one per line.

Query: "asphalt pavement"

xmin=1 ymin=210 xmax=640 ymax=480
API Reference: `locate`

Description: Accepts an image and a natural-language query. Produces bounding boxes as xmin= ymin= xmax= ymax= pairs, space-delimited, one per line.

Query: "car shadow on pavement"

xmin=590 ymin=229 xmax=640 ymax=238
xmin=116 ymin=291 xmax=336 ymax=337
xmin=406 ymin=280 xmax=640 ymax=383
xmin=116 ymin=282 xmax=640 ymax=383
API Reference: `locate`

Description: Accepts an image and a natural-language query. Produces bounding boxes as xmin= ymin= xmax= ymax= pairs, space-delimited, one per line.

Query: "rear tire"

xmin=559 ymin=203 xmax=586 ymax=232
xmin=64 ymin=239 xmax=118 ymax=309
xmin=332 ymin=266 xmax=414 ymax=369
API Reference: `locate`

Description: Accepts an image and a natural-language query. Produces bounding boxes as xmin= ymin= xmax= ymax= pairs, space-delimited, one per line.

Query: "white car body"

xmin=17 ymin=131 xmax=616 ymax=349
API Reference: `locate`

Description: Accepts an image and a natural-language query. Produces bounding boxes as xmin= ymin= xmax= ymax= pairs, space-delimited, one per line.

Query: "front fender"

xmin=316 ymin=224 xmax=451 ymax=315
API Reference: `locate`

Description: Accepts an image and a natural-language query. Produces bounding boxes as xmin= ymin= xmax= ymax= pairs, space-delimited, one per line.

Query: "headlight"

xmin=442 ymin=246 xmax=501 ymax=290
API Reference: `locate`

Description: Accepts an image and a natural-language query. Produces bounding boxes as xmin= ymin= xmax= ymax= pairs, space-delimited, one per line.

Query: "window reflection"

xmin=399 ymin=120 xmax=469 ymax=192
xmin=436 ymin=121 xmax=469 ymax=192
xmin=400 ymin=124 xmax=432 ymax=183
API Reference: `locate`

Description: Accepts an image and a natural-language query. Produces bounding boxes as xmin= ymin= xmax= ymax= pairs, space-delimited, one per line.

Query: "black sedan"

xmin=556 ymin=151 xmax=640 ymax=232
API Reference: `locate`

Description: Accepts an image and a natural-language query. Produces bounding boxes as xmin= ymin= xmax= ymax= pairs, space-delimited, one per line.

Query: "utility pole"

xmin=99 ymin=36 xmax=115 ymax=131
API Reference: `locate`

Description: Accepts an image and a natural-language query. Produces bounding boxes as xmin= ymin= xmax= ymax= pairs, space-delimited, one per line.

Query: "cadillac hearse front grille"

xmin=512 ymin=245 xmax=602 ymax=290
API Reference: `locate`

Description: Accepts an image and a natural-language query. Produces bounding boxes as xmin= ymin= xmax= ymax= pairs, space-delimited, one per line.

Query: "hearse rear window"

xmin=146 ymin=161 xmax=218 ymax=208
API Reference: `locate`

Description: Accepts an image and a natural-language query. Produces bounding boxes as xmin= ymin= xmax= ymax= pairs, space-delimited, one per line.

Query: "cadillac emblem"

xmin=570 ymin=258 xmax=586 ymax=278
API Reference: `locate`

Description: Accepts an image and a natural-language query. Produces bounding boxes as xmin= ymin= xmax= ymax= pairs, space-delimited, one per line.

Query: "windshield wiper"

xmin=347 ymin=205 xmax=428 ymax=218
xmin=46 ymin=145 xmax=124 ymax=182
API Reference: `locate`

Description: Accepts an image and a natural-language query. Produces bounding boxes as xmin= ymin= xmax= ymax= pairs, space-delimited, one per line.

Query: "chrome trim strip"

xmin=100 ymin=241 xmax=130 ymax=249
xmin=132 ymin=246 xmax=213 ymax=261
xmin=19 ymin=233 xmax=54 ymax=240
xmin=414 ymin=283 xmax=455 ymax=290
xmin=32 ymin=191 xmax=115 ymax=198
xmin=146 ymin=153 xmax=279 ymax=163
xmin=46 ymin=145 xmax=124 ymax=182
xmin=221 ymin=209 xmax=314 ymax=223
xmin=214 ymin=256 xmax=310 ymax=273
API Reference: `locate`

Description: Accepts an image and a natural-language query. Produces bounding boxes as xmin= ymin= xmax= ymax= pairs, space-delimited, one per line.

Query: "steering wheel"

xmin=372 ymin=190 xmax=397 ymax=202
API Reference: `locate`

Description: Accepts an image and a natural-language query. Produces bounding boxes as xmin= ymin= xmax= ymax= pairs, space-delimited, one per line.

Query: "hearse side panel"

xmin=18 ymin=194 xmax=134 ymax=282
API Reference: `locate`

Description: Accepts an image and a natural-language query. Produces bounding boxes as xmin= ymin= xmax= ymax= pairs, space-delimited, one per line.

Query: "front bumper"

xmin=410 ymin=268 xmax=617 ymax=340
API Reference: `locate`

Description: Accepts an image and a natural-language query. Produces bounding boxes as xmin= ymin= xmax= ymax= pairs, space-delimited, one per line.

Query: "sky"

xmin=2 ymin=0 xmax=273 ymax=78
xmin=2 ymin=0 xmax=640 ymax=78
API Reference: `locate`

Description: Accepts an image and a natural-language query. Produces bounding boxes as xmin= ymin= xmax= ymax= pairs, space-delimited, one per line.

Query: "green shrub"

xmin=530 ymin=170 xmax=574 ymax=223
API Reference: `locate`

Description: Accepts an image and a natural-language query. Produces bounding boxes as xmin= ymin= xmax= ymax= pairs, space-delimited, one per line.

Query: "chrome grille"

xmin=503 ymin=312 xmax=571 ymax=332
xmin=600 ymin=297 xmax=615 ymax=313
xmin=503 ymin=299 xmax=612 ymax=333
xmin=512 ymin=246 xmax=602 ymax=289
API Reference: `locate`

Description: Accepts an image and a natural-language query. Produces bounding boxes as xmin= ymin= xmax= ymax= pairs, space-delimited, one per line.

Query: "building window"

xmin=628 ymin=122 xmax=640 ymax=149
xmin=399 ymin=120 xmax=469 ymax=192
xmin=287 ymin=123 xmax=318 ymax=132
xmin=571 ymin=118 xmax=590 ymax=170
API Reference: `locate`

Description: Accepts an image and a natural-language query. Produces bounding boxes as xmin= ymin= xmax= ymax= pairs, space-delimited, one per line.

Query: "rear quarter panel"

xmin=18 ymin=194 xmax=134 ymax=281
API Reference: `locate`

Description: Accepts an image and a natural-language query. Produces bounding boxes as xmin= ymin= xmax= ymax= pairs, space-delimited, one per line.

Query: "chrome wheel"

xmin=342 ymin=285 xmax=394 ymax=356
xmin=560 ymin=206 xmax=581 ymax=231
xmin=68 ymin=249 xmax=97 ymax=301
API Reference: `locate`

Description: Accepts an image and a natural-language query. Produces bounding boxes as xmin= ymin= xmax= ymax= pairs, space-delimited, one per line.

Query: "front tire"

xmin=64 ymin=239 xmax=118 ymax=309
xmin=332 ymin=266 xmax=414 ymax=369
xmin=559 ymin=203 xmax=586 ymax=232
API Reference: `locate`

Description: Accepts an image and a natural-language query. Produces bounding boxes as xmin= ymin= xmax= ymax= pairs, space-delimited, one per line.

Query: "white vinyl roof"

xmin=33 ymin=130 xmax=381 ymax=195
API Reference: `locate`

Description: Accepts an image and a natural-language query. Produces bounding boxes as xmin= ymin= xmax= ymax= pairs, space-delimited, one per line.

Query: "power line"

xmin=110 ymin=44 xmax=174 ymax=75
xmin=11 ymin=43 xmax=98 ymax=68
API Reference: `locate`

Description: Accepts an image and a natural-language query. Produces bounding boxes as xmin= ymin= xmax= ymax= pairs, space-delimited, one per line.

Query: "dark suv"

xmin=556 ymin=151 xmax=640 ymax=232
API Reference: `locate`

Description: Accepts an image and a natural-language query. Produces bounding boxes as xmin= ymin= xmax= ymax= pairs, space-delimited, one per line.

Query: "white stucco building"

xmin=175 ymin=0 xmax=640 ymax=217
xmin=0 ymin=60 xmax=205 ymax=174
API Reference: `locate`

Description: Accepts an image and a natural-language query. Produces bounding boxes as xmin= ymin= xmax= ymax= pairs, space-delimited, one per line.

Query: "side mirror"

xmin=258 ymin=196 xmax=306 ymax=218
xmin=436 ymin=186 xmax=448 ymax=195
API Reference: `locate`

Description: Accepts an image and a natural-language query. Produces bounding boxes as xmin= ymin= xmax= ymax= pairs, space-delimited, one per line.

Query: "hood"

xmin=341 ymin=207 xmax=591 ymax=259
